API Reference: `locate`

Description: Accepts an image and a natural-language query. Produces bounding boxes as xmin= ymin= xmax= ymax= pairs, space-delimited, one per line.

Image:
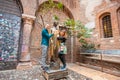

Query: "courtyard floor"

xmin=0 ymin=63 xmax=119 ymax=80
xmin=67 ymin=63 xmax=120 ymax=80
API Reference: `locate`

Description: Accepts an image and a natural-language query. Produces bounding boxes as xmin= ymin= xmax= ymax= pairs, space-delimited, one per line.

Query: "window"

xmin=102 ymin=14 xmax=113 ymax=38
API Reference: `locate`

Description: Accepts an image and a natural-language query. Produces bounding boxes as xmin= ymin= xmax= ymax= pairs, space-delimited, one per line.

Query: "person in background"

xmin=40 ymin=24 xmax=54 ymax=71
xmin=57 ymin=30 xmax=67 ymax=70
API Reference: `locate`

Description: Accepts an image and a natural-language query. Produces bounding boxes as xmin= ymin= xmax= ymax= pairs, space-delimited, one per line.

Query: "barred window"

xmin=102 ymin=15 xmax=113 ymax=38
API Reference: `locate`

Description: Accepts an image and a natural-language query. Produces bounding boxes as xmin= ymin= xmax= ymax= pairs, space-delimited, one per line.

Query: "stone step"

xmin=80 ymin=53 xmax=120 ymax=63
xmin=42 ymin=69 xmax=68 ymax=80
xmin=67 ymin=63 xmax=120 ymax=80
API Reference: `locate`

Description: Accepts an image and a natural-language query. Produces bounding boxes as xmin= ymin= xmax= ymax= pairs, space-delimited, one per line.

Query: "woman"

xmin=57 ymin=30 xmax=67 ymax=70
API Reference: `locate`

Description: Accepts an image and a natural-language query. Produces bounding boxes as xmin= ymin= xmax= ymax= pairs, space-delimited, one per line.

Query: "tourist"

xmin=40 ymin=24 xmax=54 ymax=71
xmin=57 ymin=30 xmax=67 ymax=70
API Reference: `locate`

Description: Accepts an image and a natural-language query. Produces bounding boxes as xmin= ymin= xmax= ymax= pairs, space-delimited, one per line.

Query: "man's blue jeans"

xmin=40 ymin=45 xmax=48 ymax=68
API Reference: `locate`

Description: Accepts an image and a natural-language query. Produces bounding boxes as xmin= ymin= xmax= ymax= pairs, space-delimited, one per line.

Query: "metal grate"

xmin=102 ymin=15 xmax=113 ymax=38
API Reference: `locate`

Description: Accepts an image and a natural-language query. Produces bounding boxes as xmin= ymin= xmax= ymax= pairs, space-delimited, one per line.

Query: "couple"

xmin=40 ymin=24 xmax=67 ymax=71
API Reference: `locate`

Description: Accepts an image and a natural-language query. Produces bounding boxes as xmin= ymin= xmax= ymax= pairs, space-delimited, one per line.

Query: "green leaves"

xmin=64 ymin=19 xmax=75 ymax=30
xmin=76 ymin=21 xmax=92 ymax=38
xmin=57 ymin=2 xmax=63 ymax=10
xmin=53 ymin=15 xmax=60 ymax=21
xmin=63 ymin=19 xmax=92 ymax=38
xmin=77 ymin=27 xmax=91 ymax=38
xmin=75 ymin=21 xmax=95 ymax=52
xmin=39 ymin=0 xmax=63 ymax=14
xmin=63 ymin=19 xmax=95 ymax=52
xmin=48 ymin=0 xmax=55 ymax=8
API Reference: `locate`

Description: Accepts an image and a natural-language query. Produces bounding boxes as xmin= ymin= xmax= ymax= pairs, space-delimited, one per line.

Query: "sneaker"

xmin=43 ymin=67 xmax=49 ymax=71
xmin=60 ymin=66 xmax=66 ymax=70
xmin=45 ymin=65 xmax=50 ymax=67
xmin=41 ymin=66 xmax=44 ymax=69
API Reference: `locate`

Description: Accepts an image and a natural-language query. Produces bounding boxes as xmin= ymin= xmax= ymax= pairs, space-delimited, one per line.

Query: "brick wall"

xmin=95 ymin=1 xmax=120 ymax=50
xmin=19 ymin=0 xmax=120 ymax=64
xmin=20 ymin=0 xmax=120 ymax=50
xmin=30 ymin=5 xmax=71 ymax=64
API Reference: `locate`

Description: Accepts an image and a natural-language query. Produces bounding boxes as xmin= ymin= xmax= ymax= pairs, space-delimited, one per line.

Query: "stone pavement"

xmin=0 ymin=64 xmax=91 ymax=80
xmin=67 ymin=63 xmax=120 ymax=80
xmin=0 ymin=66 xmax=44 ymax=80
xmin=0 ymin=63 xmax=119 ymax=80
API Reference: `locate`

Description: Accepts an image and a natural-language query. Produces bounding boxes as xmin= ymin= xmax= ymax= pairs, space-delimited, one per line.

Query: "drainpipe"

xmin=71 ymin=30 xmax=74 ymax=63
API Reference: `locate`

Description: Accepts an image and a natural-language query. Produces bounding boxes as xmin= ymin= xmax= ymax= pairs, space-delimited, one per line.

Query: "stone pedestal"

xmin=17 ymin=14 xmax=35 ymax=70
xmin=42 ymin=69 xmax=68 ymax=80
xmin=49 ymin=59 xmax=60 ymax=70
xmin=17 ymin=62 xmax=32 ymax=70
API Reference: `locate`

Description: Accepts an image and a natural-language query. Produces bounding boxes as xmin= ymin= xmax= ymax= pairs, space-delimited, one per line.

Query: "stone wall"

xmin=0 ymin=0 xmax=22 ymax=61
xmin=78 ymin=0 xmax=120 ymax=51
xmin=94 ymin=0 xmax=120 ymax=50
xmin=78 ymin=53 xmax=120 ymax=76
xmin=30 ymin=4 xmax=71 ymax=64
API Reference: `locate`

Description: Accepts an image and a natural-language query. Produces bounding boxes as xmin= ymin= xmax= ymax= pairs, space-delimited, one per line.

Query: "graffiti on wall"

xmin=0 ymin=13 xmax=21 ymax=61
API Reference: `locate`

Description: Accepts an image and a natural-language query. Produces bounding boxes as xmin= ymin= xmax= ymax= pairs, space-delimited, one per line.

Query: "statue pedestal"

xmin=49 ymin=59 xmax=60 ymax=70
xmin=42 ymin=69 xmax=68 ymax=80
xmin=17 ymin=62 xmax=32 ymax=70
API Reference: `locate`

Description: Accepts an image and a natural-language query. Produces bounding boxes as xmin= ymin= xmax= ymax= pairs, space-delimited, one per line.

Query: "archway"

xmin=30 ymin=1 xmax=74 ymax=65
xmin=0 ymin=0 xmax=23 ymax=70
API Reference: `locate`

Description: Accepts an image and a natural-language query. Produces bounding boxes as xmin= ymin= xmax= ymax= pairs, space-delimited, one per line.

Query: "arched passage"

xmin=0 ymin=0 xmax=23 ymax=69
xmin=30 ymin=1 xmax=74 ymax=64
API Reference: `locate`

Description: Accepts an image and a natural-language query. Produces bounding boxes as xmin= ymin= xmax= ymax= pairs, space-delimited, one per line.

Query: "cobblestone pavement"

xmin=0 ymin=65 xmax=44 ymax=80
xmin=0 ymin=65 xmax=91 ymax=80
xmin=68 ymin=70 xmax=92 ymax=80
xmin=67 ymin=63 xmax=120 ymax=80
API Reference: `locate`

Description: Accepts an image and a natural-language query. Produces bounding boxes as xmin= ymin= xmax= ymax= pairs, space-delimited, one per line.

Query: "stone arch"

xmin=99 ymin=12 xmax=111 ymax=19
xmin=30 ymin=0 xmax=74 ymax=64
xmin=32 ymin=0 xmax=74 ymax=47
xmin=16 ymin=0 xmax=23 ymax=14
xmin=0 ymin=0 xmax=23 ymax=69
xmin=36 ymin=1 xmax=74 ymax=20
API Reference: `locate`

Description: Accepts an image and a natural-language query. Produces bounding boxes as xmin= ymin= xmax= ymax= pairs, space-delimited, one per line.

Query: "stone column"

xmin=17 ymin=14 xmax=35 ymax=70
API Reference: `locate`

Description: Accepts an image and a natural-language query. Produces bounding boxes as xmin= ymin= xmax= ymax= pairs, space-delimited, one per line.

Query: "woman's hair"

xmin=59 ymin=30 xmax=66 ymax=36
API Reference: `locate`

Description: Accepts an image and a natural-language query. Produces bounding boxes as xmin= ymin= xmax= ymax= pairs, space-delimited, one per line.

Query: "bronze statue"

xmin=49 ymin=22 xmax=60 ymax=70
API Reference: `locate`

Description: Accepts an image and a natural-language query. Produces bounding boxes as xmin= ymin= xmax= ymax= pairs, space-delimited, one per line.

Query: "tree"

xmin=76 ymin=21 xmax=95 ymax=52
xmin=64 ymin=19 xmax=76 ymax=36
xmin=64 ymin=19 xmax=95 ymax=52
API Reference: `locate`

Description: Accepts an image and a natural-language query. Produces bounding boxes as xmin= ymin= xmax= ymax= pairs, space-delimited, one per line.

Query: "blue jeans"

xmin=40 ymin=45 xmax=48 ymax=68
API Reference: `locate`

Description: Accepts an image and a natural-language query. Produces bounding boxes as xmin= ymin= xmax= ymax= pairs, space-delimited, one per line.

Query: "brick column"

xmin=111 ymin=6 xmax=120 ymax=49
xmin=111 ymin=7 xmax=119 ymax=38
xmin=17 ymin=14 xmax=35 ymax=70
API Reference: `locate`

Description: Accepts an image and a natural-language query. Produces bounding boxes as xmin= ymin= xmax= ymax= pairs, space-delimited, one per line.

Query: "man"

xmin=40 ymin=24 xmax=54 ymax=71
